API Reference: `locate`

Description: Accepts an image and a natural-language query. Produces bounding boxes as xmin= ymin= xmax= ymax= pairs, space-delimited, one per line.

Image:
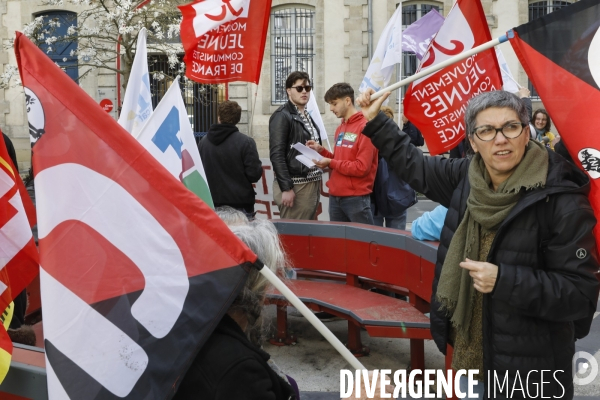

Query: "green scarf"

xmin=436 ymin=140 xmax=548 ymax=337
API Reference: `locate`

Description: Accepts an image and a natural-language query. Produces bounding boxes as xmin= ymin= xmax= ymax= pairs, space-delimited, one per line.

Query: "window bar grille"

xmin=271 ymin=8 xmax=315 ymax=104
xmin=148 ymin=55 xmax=219 ymax=134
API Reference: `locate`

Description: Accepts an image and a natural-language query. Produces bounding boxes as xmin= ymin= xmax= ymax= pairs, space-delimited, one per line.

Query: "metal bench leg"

xmin=410 ymin=338 xmax=425 ymax=372
xmin=269 ymin=304 xmax=297 ymax=346
xmin=346 ymin=321 xmax=369 ymax=357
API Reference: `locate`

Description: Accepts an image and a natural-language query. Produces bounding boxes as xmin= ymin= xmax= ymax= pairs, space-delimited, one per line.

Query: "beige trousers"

xmin=273 ymin=180 xmax=320 ymax=220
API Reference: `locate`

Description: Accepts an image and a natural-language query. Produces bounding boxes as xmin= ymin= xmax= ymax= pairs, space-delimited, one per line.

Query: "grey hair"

xmin=465 ymin=90 xmax=530 ymax=139
xmin=217 ymin=209 xmax=290 ymax=344
xmin=215 ymin=206 xmax=250 ymax=226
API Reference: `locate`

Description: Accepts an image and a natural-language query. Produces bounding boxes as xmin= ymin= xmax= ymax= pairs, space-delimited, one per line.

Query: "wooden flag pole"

xmin=259 ymin=266 xmax=367 ymax=371
xmin=370 ymin=34 xmax=510 ymax=101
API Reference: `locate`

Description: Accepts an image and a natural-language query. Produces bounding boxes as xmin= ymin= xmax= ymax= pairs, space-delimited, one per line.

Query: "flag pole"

xmin=370 ymin=34 xmax=510 ymax=101
xmin=258 ymin=266 xmax=367 ymax=371
xmin=502 ymin=69 xmax=523 ymax=89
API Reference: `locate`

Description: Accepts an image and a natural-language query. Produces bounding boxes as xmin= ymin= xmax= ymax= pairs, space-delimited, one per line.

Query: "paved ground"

xmin=262 ymin=200 xmax=600 ymax=399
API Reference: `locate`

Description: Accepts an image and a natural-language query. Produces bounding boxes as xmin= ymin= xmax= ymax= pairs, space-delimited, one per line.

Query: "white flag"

xmin=359 ymin=6 xmax=403 ymax=95
xmin=135 ymin=77 xmax=214 ymax=207
xmin=118 ymin=28 xmax=153 ymax=136
xmin=306 ymin=94 xmax=332 ymax=151
xmin=495 ymin=47 xmax=521 ymax=93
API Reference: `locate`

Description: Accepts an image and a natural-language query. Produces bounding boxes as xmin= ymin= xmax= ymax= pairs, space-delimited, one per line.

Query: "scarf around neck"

xmin=534 ymin=127 xmax=547 ymax=142
xmin=436 ymin=140 xmax=548 ymax=337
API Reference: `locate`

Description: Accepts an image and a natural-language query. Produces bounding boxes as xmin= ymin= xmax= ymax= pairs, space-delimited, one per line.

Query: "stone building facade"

xmin=0 ymin=0 xmax=576 ymax=171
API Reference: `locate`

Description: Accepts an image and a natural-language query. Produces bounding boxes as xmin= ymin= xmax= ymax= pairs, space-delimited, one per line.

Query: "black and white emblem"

xmin=578 ymin=148 xmax=600 ymax=179
xmin=25 ymin=87 xmax=45 ymax=145
xmin=576 ymin=248 xmax=587 ymax=259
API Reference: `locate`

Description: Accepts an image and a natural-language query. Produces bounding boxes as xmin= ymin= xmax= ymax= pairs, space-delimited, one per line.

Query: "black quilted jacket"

xmin=363 ymin=112 xmax=600 ymax=399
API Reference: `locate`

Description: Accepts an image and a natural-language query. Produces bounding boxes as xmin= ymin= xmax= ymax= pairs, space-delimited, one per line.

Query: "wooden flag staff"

xmin=258 ymin=265 xmax=367 ymax=371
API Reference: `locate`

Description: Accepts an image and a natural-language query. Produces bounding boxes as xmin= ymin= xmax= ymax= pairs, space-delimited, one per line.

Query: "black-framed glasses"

xmin=472 ymin=122 xmax=526 ymax=142
xmin=291 ymin=85 xmax=312 ymax=93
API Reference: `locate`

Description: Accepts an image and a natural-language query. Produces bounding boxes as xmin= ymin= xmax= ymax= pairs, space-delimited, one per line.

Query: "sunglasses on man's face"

xmin=291 ymin=85 xmax=312 ymax=93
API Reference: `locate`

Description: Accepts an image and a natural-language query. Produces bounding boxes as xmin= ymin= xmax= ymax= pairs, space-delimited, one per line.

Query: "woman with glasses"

xmin=356 ymin=89 xmax=599 ymax=400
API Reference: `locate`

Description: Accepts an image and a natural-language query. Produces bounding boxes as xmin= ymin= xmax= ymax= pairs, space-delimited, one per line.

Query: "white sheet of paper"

xmin=292 ymin=142 xmax=323 ymax=162
xmin=295 ymin=154 xmax=316 ymax=168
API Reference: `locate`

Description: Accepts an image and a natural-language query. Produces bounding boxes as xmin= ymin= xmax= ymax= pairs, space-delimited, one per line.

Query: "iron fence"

xmin=148 ymin=55 xmax=223 ymax=134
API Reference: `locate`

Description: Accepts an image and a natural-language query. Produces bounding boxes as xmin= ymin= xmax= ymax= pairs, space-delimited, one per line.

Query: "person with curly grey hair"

xmin=174 ymin=207 xmax=298 ymax=400
xmin=356 ymin=89 xmax=599 ymax=399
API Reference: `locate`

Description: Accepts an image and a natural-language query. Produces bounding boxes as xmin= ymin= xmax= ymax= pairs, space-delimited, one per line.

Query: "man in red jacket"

xmin=307 ymin=83 xmax=378 ymax=224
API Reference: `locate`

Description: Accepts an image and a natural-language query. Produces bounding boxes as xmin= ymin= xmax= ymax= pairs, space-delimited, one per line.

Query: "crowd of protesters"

xmin=7 ymin=69 xmax=597 ymax=400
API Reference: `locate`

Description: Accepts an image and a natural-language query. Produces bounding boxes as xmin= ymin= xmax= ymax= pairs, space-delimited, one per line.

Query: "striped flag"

xmin=135 ymin=76 xmax=214 ymax=207
xmin=0 ymin=132 xmax=39 ymax=383
xmin=118 ymin=28 xmax=153 ymax=136
xmin=15 ymin=31 xmax=257 ymax=399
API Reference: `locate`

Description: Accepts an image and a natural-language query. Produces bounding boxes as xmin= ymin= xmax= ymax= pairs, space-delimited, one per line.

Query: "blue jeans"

xmin=329 ymin=195 xmax=374 ymax=224
xmin=372 ymin=209 xmax=407 ymax=230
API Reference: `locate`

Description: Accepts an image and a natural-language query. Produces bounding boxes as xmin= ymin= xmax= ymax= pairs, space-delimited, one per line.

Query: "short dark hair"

xmin=218 ymin=101 xmax=242 ymax=125
xmin=324 ymin=83 xmax=354 ymax=104
xmin=532 ymin=109 xmax=552 ymax=133
xmin=285 ymin=71 xmax=310 ymax=89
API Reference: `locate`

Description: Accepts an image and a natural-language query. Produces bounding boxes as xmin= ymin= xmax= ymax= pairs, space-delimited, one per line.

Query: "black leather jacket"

xmin=269 ymin=101 xmax=321 ymax=192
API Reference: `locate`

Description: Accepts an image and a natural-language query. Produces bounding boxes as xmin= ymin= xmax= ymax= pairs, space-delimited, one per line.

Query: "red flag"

xmin=15 ymin=31 xmax=258 ymax=398
xmin=403 ymin=0 xmax=502 ymax=156
xmin=509 ymin=0 xmax=600 ymax=252
xmin=0 ymin=131 xmax=39 ymax=382
xmin=0 ymin=130 xmax=38 ymax=314
xmin=179 ymin=0 xmax=272 ymax=84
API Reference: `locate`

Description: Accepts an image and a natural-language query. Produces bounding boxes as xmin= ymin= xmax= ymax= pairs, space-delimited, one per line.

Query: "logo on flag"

xmin=579 ymin=148 xmax=600 ymax=179
xmin=190 ymin=0 xmax=251 ymax=39
xmin=25 ymin=87 xmax=45 ymax=144
xmin=136 ymin=77 xmax=214 ymax=207
xmin=403 ymin=0 xmax=502 ymax=156
xmin=15 ymin=31 xmax=256 ymax=399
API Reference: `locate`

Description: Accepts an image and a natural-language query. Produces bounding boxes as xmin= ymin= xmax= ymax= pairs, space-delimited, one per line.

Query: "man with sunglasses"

xmin=269 ymin=71 xmax=322 ymax=219
xmin=355 ymin=89 xmax=599 ymax=399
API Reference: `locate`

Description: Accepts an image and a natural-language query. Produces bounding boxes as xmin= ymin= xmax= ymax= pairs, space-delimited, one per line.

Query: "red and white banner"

xmin=15 ymin=31 xmax=258 ymax=398
xmin=403 ymin=0 xmax=502 ymax=156
xmin=179 ymin=0 xmax=272 ymax=84
xmin=0 ymin=130 xmax=39 ymax=383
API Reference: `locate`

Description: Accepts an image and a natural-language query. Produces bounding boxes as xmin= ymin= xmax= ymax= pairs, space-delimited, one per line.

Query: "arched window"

xmin=399 ymin=2 xmax=443 ymax=100
xmin=270 ymin=7 xmax=315 ymax=104
xmin=36 ymin=11 xmax=78 ymax=82
xmin=528 ymin=1 xmax=574 ymax=98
